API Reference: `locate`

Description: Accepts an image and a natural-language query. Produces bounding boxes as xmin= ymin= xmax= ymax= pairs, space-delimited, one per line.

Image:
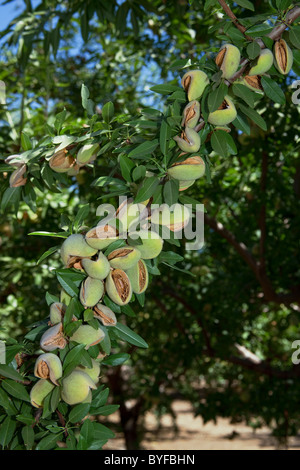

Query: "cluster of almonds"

xmin=5 ymin=155 xmax=28 ymax=188
xmin=241 ymin=38 xmax=293 ymax=91
xmin=28 ymin=38 xmax=294 ymax=410
xmin=30 ymin=199 xmax=193 ymax=408
xmin=5 ymin=143 xmax=99 ymax=188
xmin=48 ymin=143 xmax=99 ymax=176
xmin=30 ymin=351 xmax=100 ymax=407
xmin=170 ymin=39 xmax=294 ymax=167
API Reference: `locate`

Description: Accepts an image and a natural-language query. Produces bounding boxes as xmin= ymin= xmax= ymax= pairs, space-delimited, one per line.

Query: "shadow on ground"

xmin=102 ymin=400 xmax=300 ymax=450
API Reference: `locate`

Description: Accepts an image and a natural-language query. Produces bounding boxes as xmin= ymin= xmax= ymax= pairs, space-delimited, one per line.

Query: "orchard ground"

xmin=103 ymin=400 xmax=300 ymax=451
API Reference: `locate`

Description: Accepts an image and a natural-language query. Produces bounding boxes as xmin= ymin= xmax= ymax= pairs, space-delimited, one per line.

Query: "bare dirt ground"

xmin=103 ymin=400 xmax=300 ymax=450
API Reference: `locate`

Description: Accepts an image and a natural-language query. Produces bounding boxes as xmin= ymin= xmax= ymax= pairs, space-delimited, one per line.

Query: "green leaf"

xmin=102 ymin=101 xmax=114 ymax=123
xmin=69 ymin=403 xmax=91 ymax=423
xmin=73 ymin=204 xmax=90 ymax=232
xmin=130 ymin=9 xmax=139 ymax=35
xmin=29 ymin=231 xmax=69 ymax=238
xmin=179 ymin=194 xmax=204 ymax=210
xmin=160 ymin=119 xmax=171 ymax=156
xmin=56 ymin=270 xmax=84 ymax=298
xmin=79 ymin=349 xmax=93 ymax=369
xmin=94 ymin=405 xmax=119 ymax=416
xmin=0 ymin=417 xmax=16 ymax=447
xmin=225 ymin=133 xmax=238 ymax=155
xmin=158 ymin=251 xmax=184 ymax=265
xmin=150 ymin=84 xmax=181 ymax=95
xmin=0 ymin=387 xmax=18 ymax=415
xmin=102 ymin=353 xmax=130 ymax=366
xmin=135 ymin=176 xmax=159 ymax=203
xmin=113 ymin=322 xmax=148 ymax=348
xmin=163 ymin=179 xmax=179 ymax=206
xmin=50 ymin=386 xmax=61 ymax=413
xmin=52 ymin=134 xmax=77 ymax=152
xmin=36 ymin=245 xmax=59 ymax=265
xmin=51 ymin=25 xmax=60 ymax=57
xmin=45 ymin=292 xmax=60 ymax=306
xmin=208 ymin=83 xmax=227 ymax=113
xmin=246 ymin=41 xmax=261 ymax=59
xmin=128 ymin=139 xmax=159 ymax=159
xmin=0 ymin=80 xmax=6 ymax=104
xmin=121 ymin=304 xmax=136 ymax=318
xmin=211 ymin=130 xmax=237 ymax=157
xmin=91 ymin=387 xmax=109 ymax=409
xmin=84 ymin=308 xmax=94 ymax=322
xmin=2 ymin=380 xmax=30 ymax=402
xmin=103 ymin=295 xmax=121 ymax=313
xmin=238 ymin=103 xmax=267 ymax=131
xmin=21 ymin=132 xmax=32 ymax=151
xmin=81 ymin=84 xmax=94 ymax=117
xmin=162 ymin=262 xmax=195 ymax=277
xmin=246 ymin=23 xmax=273 ymax=36
xmin=64 ymin=323 xmax=82 ymax=341
xmin=54 ymin=108 xmax=67 ymax=134
xmin=80 ymin=6 xmax=89 ymax=41
xmin=232 ymin=111 xmax=251 ymax=135
xmin=92 ymin=176 xmax=127 ymax=188
xmin=261 ymin=76 xmax=286 ymax=105
xmin=63 ymin=344 xmax=86 ymax=370
xmin=204 ymin=0 xmax=217 ymax=10
xmin=76 ymin=435 xmax=88 ymax=450
xmin=36 ymin=432 xmax=63 ymax=450
xmin=5 ymin=344 xmax=24 ymax=365
xmin=16 ymin=414 xmax=35 ymax=425
xmin=81 ymin=418 xmax=94 ymax=445
xmin=103 ymin=239 xmax=127 ymax=257
xmin=93 ymin=422 xmax=115 ymax=440
xmin=132 ymin=165 xmax=146 ymax=182
xmin=116 ymin=1 xmax=129 ymax=37
xmin=166 ymin=90 xmax=187 ymax=102
xmin=276 ymin=0 xmax=294 ymax=10
xmin=87 ymin=439 xmax=107 ymax=450
xmin=21 ymin=425 xmax=35 ymax=450
xmin=24 ymin=324 xmax=48 ymax=341
xmin=289 ymin=26 xmax=300 ymax=50
xmin=235 ymin=0 xmax=254 ymax=10
xmin=0 ymin=365 xmax=24 ymax=381
xmin=1 ymin=187 xmax=21 ymax=214
xmin=232 ymin=83 xmax=259 ymax=108
xmin=98 ymin=325 xmax=111 ymax=355
xmin=66 ymin=431 xmax=77 ymax=450
xmin=119 ymin=155 xmax=134 ymax=182
xmin=136 ymin=292 xmax=145 ymax=307
xmin=144 ymin=259 xmax=161 ymax=275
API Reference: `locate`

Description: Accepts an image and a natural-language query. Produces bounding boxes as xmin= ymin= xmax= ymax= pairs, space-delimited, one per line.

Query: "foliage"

xmin=0 ymin=0 xmax=300 ymax=450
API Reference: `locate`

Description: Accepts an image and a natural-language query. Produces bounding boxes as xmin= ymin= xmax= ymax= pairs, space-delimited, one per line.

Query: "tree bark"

xmin=106 ymin=366 xmax=144 ymax=450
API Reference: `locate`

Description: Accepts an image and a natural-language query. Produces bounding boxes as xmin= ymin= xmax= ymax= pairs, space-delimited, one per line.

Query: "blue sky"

xmin=0 ymin=1 xmax=20 ymax=31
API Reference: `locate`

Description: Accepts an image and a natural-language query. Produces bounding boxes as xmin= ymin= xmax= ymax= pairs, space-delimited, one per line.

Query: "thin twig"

xmin=227 ymin=6 xmax=300 ymax=84
xmin=217 ymin=0 xmax=249 ymax=38
xmin=56 ymin=410 xmax=68 ymax=437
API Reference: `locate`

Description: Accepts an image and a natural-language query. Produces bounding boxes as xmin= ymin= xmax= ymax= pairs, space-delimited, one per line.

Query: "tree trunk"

xmin=107 ymin=366 xmax=144 ymax=450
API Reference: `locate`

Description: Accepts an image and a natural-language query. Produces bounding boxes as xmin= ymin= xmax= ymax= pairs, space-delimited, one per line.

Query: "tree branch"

xmin=161 ymin=286 xmax=300 ymax=379
xmin=217 ymin=0 xmax=249 ymax=37
xmin=227 ymin=5 xmax=300 ymax=83
xmin=204 ymin=213 xmax=300 ymax=305
xmin=227 ymin=355 xmax=300 ymax=379
xmin=234 ymin=343 xmax=261 ymax=364
xmin=204 ymin=213 xmax=258 ymax=274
